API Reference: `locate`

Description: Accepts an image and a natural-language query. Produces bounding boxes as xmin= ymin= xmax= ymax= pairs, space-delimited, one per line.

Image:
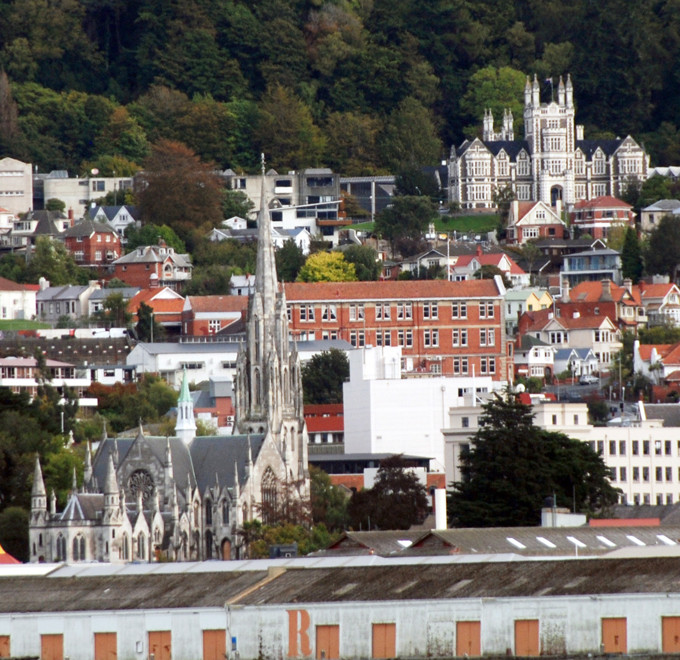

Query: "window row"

xmin=594 ymin=439 xmax=678 ymax=457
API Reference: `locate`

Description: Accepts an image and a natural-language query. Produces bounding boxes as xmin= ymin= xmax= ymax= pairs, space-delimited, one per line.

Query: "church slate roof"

xmin=60 ymin=494 xmax=105 ymax=522
xmin=189 ymin=434 xmax=265 ymax=494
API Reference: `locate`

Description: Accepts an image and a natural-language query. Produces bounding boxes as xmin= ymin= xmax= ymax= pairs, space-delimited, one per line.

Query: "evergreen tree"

xmin=621 ymin=227 xmax=643 ymax=283
xmin=448 ymin=392 xmax=619 ymax=527
xmin=646 ymin=215 xmax=680 ymax=281
xmin=301 ymin=349 xmax=349 ymax=405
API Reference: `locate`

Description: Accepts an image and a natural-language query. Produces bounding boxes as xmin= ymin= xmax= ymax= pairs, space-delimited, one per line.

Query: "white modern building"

xmin=343 ymin=346 xmax=505 ymax=474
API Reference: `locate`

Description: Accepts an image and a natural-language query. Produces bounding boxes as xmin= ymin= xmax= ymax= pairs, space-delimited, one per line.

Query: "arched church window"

xmin=222 ymin=499 xmax=229 ymax=525
xmin=254 ymin=369 xmax=261 ymax=405
xmin=205 ymin=498 xmax=212 ymax=526
xmin=128 ymin=469 xmax=155 ymax=505
xmin=193 ymin=501 xmax=200 ymax=527
xmin=56 ymin=535 xmax=66 ymax=561
xmin=261 ymin=468 xmax=278 ymax=524
xmin=122 ymin=534 xmax=129 ymax=560
xmin=80 ymin=536 xmax=85 ymax=560
xmin=154 ymin=527 xmax=161 ymax=544
xmin=138 ymin=533 xmax=145 ymax=560
xmin=72 ymin=537 xmax=79 ymax=561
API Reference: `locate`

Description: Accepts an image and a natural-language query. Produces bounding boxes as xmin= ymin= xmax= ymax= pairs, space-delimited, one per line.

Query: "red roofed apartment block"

xmin=570 ymin=195 xmax=635 ymax=240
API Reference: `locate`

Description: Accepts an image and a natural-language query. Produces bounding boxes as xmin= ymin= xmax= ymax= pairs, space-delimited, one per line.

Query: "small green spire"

xmin=178 ymin=367 xmax=191 ymax=404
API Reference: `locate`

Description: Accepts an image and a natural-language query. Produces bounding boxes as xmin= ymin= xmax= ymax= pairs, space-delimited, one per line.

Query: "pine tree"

xmin=621 ymin=226 xmax=643 ymax=283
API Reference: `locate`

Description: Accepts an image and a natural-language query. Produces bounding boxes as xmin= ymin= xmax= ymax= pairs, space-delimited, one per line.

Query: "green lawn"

xmin=0 ymin=319 xmax=50 ymax=331
xmin=350 ymin=213 xmax=499 ymax=235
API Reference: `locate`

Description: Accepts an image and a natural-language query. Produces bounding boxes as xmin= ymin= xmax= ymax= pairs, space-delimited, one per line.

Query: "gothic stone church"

xmin=448 ymin=74 xmax=649 ymax=210
xmin=29 ymin=174 xmax=310 ymax=564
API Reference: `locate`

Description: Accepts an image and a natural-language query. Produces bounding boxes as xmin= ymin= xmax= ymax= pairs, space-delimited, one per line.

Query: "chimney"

xmin=561 ymin=279 xmax=570 ymax=303
xmin=476 ymin=244 xmax=483 ymax=258
xmin=601 ymin=279 xmax=613 ymax=302
xmin=623 ymin=278 xmax=633 ymax=294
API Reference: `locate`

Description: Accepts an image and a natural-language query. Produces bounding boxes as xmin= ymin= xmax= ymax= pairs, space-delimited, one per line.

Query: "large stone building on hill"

xmin=448 ymin=74 xmax=649 ymax=209
xmin=29 ymin=162 xmax=310 ymax=564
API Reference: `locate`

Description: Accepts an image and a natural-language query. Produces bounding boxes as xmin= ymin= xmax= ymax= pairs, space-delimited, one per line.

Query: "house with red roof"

xmin=284 ymin=278 xmax=510 ymax=380
xmin=639 ymin=280 xmax=680 ymax=327
xmin=570 ymin=196 xmax=635 ymax=240
xmin=519 ymin=307 xmax=621 ymax=370
xmin=127 ymin=287 xmax=185 ymax=334
xmin=506 ymin=200 xmax=567 ymax=244
xmin=566 ymin=279 xmax=646 ymax=331
xmin=633 ymin=340 xmax=680 ymax=400
xmin=0 ymin=276 xmax=38 ymax=320
xmin=449 ymin=244 xmax=530 ymax=288
xmin=181 ymin=295 xmax=248 ymax=336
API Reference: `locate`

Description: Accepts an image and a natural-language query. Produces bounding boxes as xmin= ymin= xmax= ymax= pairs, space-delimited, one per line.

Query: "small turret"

xmin=532 ymin=73 xmax=540 ymax=106
xmin=83 ymin=442 xmax=93 ymax=487
xmin=566 ymin=73 xmax=574 ymax=108
xmin=558 ymin=76 xmax=565 ymax=106
xmin=175 ymin=367 xmax=197 ymax=444
xmin=31 ymin=455 xmax=47 ymax=513
xmin=104 ymin=453 xmax=119 ymax=512
xmin=524 ymin=75 xmax=532 ymax=106
xmin=50 ymin=489 xmax=56 ymax=516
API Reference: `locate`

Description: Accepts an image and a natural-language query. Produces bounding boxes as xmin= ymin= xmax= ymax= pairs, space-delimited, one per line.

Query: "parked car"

xmin=579 ymin=373 xmax=599 ymax=385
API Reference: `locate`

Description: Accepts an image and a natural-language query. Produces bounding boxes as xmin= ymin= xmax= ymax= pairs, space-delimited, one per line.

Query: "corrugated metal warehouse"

xmin=3 ymin=549 xmax=680 ymax=660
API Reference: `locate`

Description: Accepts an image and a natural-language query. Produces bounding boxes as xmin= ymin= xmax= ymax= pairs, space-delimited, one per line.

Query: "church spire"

xmin=31 ymin=455 xmax=46 ymax=513
xmin=255 ymin=153 xmax=278 ymax=312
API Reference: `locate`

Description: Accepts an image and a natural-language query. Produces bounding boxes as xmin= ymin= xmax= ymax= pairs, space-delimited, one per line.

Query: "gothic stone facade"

xmin=448 ymin=74 xmax=649 ymax=209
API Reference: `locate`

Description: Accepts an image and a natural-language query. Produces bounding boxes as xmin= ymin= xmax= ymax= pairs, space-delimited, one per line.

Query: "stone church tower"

xmin=233 ymin=156 xmax=308 ymax=492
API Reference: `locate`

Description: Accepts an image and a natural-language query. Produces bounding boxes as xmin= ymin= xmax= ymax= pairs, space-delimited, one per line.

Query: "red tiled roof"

xmin=665 ymin=370 xmax=680 ymax=382
xmin=0 ymin=542 xmax=19 ymax=564
xmin=524 ymin=309 xmax=615 ymax=332
xmin=186 ymin=295 xmax=248 ymax=313
xmin=569 ymin=280 xmax=642 ymax=306
xmin=305 ymin=404 xmax=344 ymax=416
xmin=306 ymin=416 xmax=344 ymax=433
xmin=639 ymin=283 xmax=679 ymax=300
xmin=573 ymin=196 xmax=632 ymax=210
xmin=637 ymin=344 xmax=672 ymax=361
xmin=283 ymin=279 xmax=501 ymax=302
xmin=0 ymin=276 xmax=35 ymax=292
xmin=516 ymin=201 xmax=538 ymax=221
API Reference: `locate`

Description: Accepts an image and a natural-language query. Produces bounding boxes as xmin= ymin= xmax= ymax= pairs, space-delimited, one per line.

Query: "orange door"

xmin=316 ymin=625 xmax=340 ymax=659
xmin=0 ymin=635 xmax=9 ymax=657
xmin=602 ymin=618 xmax=627 ymax=654
xmin=663 ymin=616 xmax=680 ymax=653
xmin=515 ymin=619 xmax=539 ymax=657
xmin=41 ymin=634 xmax=64 ymax=660
xmin=148 ymin=630 xmax=172 ymax=660
xmin=456 ymin=621 xmax=481 ymax=656
xmin=94 ymin=633 xmax=117 ymax=660
xmin=202 ymin=630 xmax=226 ymax=660
xmin=372 ymin=623 xmax=396 ymax=659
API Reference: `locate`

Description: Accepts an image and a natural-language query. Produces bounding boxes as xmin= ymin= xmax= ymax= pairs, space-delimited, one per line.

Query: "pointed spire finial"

xmin=104 ymin=452 xmax=118 ymax=495
xmin=71 ymin=466 xmax=77 ymax=492
xmin=32 ymin=454 xmax=46 ymax=497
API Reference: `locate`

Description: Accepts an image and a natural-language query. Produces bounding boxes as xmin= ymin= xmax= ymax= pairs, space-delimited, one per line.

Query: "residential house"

xmin=87 ymin=286 xmax=140 ymax=319
xmin=0 ymin=207 xmax=15 ymax=241
xmin=0 ymin=277 xmax=38 ymax=320
xmin=570 ymin=195 xmax=635 ymax=240
xmin=639 ymin=279 xmax=680 ymax=327
xmin=448 ymin=75 xmax=648 ymax=209
xmin=88 ymin=205 xmax=139 ymax=240
xmin=504 ymin=288 xmax=553 ymax=336
xmin=340 ymin=175 xmax=396 ymax=217
xmin=449 ymin=245 xmax=530 ymax=288
xmin=4 ymin=210 xmax=72 ymax=251
xmin=400 ymin=249 xmax=449 ymax=277
xmin=109 ymin=241 xmax=192 ymax=291
xmin=190 ymin=377 xmax=235 ymax=433
xmin=506 ymin=200 xmax=567 ymax=244
xmin=567 ymin=279 xmax=647 ymax=332
xmin=561 ymin=245 xmax=622 ymax=286
xmin=63 ymin=219 xmax=121 ymax=268
xmin=181 ymin=295 xmax=247 ymax=336
xmin=36 ymin=280 xmax=101 ymax=325
xmin=633 ymin=340 xmax=680 ymax=382
xmin=519 ymin=308 xmax=621 ymax=370
xmin=513 ymin=335 xmax=555 ymax=380
xmin=0 ymin=157 xmax=33 ymax=215
xmin=230 ymin=274 xmax=256 ymax=296
xmin=533 ymin=237 xmax=606 ymax=275
xmin=640 ymin=199 xmax=680 ymax=233
xmin=553 ymin=347 xmax=599 ymax=378
xmin=284 ymin=278 xmax=511 ymax=380
xmin=127 ymin=287 xmax=185 ymax=334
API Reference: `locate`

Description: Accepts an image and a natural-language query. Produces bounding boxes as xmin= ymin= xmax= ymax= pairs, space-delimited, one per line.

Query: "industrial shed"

xmin=3 ymin=553 xmax=680 ymax=660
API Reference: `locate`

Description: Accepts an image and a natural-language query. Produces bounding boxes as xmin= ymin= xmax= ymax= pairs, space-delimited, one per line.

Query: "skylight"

xmin=536 ymin=536 xmax=557 ymax=548
xmin=566 ymin=536 xmax=586 ymax=548
xmin=656 ymin=534 xmax=675 ymax=546
xmin=596 ymin=535 xmax=616 ymax=548
xmin=506 ymin=537 xmax=526 ymax=549
xmin=626 ymin=535 xmax=646 ymax=547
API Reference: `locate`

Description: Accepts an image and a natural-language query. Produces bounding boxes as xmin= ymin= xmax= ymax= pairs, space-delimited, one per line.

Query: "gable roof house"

xmin=513 ymin=335 xmax=555 ymax=380
xmin=181 ymin=295 xmax=248 ymax=336
xmin=63 ymin=218 xmax=121 ymax=268
xmin=127 ymin=287 xmax=185 ymax=334
xmin=570 ymin=195 xmax=635 ymax=240
xmin=89 ymin=205 xmax=139 ymax=241
xmin=640 ymin=199 xmax=680 ymax=234
xmin=639 ymin=280 xmax=680 ymax=327
xmin=0 ymin=276 xmax=39 ymax=320
xmin=4 ymin=209 xmax=72 ymax=251
xmin=36 ymin=279 xmax=101 ymax=325
xmin=450 ymin=245 xmax=530 ymax=288
xmin=110 ymin=241 xmax=192 ymax=291
xmin=506 ymin=200 xmax=567 ymax=244
xmin=567 ymin=279 xmax=647 ymax=331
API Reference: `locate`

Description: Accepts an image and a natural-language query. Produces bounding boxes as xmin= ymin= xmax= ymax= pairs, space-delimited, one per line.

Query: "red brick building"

xmin=181 ymin=295 xmax=248 ymax=336
xmin=570 ymin=196 xmax=635 ymax=240
xmin=283 ymin=279 xmax=510 ymax=380
xmin=110 ymin=242 xmax=192 ymax=290
xmin=63 ymin=219 xmax=121 ymax=268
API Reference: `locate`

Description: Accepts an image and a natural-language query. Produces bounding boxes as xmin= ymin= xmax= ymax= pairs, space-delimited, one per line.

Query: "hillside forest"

xmin=0 ymin=0 xmax=679 ymax=177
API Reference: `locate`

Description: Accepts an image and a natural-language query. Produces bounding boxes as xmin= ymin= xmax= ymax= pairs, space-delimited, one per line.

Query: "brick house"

xmin=63 ymin=219 xmax=121 ymax=268
xmin=283 ymin=279 xmax=510 ymax=380
xmin=506 ymin=200 xmax=567 ymax=244
xmin=110 ymin=241 xmax=192 ymax=291
xmin=570 ymin=196 xmax=635 ymax=240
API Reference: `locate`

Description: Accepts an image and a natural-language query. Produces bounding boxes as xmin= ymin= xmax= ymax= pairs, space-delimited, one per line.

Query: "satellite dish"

xmin=91 ymin=168 xmax=99 ymax=175
xmin=516 ymin=383 xmax=526 ymax=393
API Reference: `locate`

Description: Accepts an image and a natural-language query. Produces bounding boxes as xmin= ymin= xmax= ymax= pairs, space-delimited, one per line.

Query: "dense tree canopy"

xmin=448 ymin=392 xmax=619 ymax=527
xmin=297 ymin=251 xmax=357 ymax=282
xmin=645 ymin=215 xmax=680 ymax=281
xmin=2 ymin=0 xmax=680 ymax=176
xmin=301 ymin=349 xmax=350 ymax=405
